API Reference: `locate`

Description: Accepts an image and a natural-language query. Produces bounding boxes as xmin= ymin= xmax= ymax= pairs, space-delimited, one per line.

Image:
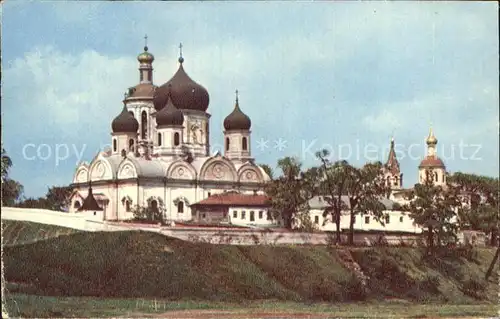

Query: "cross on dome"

xmin=178 ymin=43 xmax=184 ymax=63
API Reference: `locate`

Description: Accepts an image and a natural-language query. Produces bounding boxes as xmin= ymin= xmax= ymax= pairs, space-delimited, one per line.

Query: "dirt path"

xmin=130 ymin=310 xmax=339 ymax=318
xmin=129 ymin=310 xmax=486 ymax=319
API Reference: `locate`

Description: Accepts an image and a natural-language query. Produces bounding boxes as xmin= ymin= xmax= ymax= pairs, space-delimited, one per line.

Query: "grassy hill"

xmin=3 ymin=221 xmax=499 ymax=305
xmin=2 ymin=220 xmax=80 ymax=246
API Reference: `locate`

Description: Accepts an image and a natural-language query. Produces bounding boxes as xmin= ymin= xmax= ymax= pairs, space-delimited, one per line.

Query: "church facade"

xmin=69 ymin=44 xmax=270 ymax=222
xmin=69 ymin=42 xmax=450 ymax=233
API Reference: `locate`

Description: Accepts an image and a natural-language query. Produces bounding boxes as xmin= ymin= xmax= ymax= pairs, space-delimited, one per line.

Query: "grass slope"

xmin=3 ymin=223 xmax=499 ymax=305
xmin=2 ymin=220 xmax=80 ymax=246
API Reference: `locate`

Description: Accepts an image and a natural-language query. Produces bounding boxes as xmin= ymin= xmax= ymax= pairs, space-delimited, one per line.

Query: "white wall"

xmin=228 ymin=206 xmax=277 ymax=226
xmin=307 ymin=209 xmax=422 ymax=233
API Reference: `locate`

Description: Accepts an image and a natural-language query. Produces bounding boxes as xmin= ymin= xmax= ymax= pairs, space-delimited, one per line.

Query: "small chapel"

xmin=69 ymin=41 xmax=271 ymax=221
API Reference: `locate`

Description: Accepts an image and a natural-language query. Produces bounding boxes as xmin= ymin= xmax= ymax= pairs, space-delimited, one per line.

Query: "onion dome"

xmin=112 ymin=104 xmax=139 ymax=133
xmin=156 ymin=93 xmax=184 ymax=127
xmin=137 ymin=45 xmax=154 ymax=64
xmin=153 ymin=48 xmax=209 ymax=112
xmin=419 ymin=156 xmax=445 ymax=168
xmin=426 ymin=127 xmax=437 ymax=145
xmin=223 ymin=90 xmax=251 ymax=131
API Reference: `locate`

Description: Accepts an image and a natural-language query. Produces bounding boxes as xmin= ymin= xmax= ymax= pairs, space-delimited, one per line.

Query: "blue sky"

xmin=2 ymin=1 xmax=499 ymax=198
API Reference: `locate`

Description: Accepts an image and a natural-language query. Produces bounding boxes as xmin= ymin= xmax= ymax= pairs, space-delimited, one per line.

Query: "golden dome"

xmin=426 ymin=127 xmax=437 ymax=145
xmin=137 ymin=46 xmax=154 ymax=64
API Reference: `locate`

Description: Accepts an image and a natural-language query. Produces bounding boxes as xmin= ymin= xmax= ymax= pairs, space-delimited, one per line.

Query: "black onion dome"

xmin=112 ymin=105 xmax=139 ymax=133
xmin=223 ymin=96 xmax=251 ymax=131
xmin=153 ymin=61 xmax=210 ymax=112
xmin=156 ymin=95 xmax=184 ymax=126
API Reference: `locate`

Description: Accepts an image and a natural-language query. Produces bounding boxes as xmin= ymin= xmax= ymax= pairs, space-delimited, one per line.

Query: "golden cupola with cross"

xmin=418 ymin=126 xmax=446 ymax=186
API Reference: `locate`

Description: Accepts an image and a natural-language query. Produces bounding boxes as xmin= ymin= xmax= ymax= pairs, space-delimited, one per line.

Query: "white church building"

xmin=68 ymin=42 xmax=450 ymax=234
xmin=69 ymin=44 xmax=270 ymax=222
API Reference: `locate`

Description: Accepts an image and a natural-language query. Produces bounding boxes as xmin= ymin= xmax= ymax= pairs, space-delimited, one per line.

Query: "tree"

xmin=1 ymin=147 xmax=12 ymax=183
xmin=448 ymin=172 xmax=499 ymax=246
xmin=265 ymin=157 xmax=318 ymax=229
xmin=1 ymin=148 xmax=24 ymax=206
xmin=404 ymin=170 xmax=461 ymax=252
xmin=344 ymin=162 xmax=391 ymax=245
xmin=45 ymin=186 xmax=72 ymax=211
xmin=2 ymin=179 xmax=24 ymax=206
xmin=16 ymin=197 xmax=50 ymax=209
xmin=315 ymin=149 xmax=350 ymax=244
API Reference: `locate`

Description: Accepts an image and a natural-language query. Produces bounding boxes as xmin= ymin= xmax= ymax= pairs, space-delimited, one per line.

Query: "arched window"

xmin=242 ymin=137 xmax=248 ymax=151
xmin=113 ymin=139 xmax=117 ymax=152
xmin=442 ymin=174 xmax=445 ymax=183
xmin=141 ymin=111 xmax=148 ymax=140
xmin=158 ymin=133 xmax=162 ymax=146
xmin=177 ymin=201 xmax=184 ymax=214
xmin=394 ymin=176 xmax=398 ymax=186
xmin=226 ymin=137 xmax=230 ymax=151
xmin=434 ymin=171 xmax=438 ymax=182
xmin=74 ymin=201 xmax=81 ymax=209
xmin=129 ymin=139 xmax=135 ymax=152
xmin=174 ymin=132 xmax=180 ymax=146
xmin=386 ymin=176 xmax=391 ymax=186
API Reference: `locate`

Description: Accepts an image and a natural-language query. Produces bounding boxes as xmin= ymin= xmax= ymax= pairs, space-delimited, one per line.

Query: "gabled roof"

xmin=191 ymin=191 xmax=270 ymax=207
xmin=78 ymin=187 xmax=103 ymax=211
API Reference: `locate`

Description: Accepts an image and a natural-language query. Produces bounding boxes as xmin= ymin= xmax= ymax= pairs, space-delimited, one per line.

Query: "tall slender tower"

xmin=418 ymin=126 xmax=446 ymax=185
xmin=223 ymin=90 xmax=252 ymax=162
xmin=384 ymin=137 xmax=403 ymax=190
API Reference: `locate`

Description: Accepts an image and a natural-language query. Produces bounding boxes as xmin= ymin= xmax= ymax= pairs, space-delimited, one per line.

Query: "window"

xmin=174 ymin=132 xmax=180 ymax=146
xmin=74 ymin=201 xmax=81 ymax=209
xmin=242 ymin=137 xmax=248 ymax=151
xmin=125 ymin=201 xmax=131 ymax=212
xmin=113 ymin=139 xmax=117 ymax=152
xmin=225 ymin=137 xmax=230 ymax=151
xmin=442 ymin=174 xmax=445 ymax=183
xmin=141 ymin=111 xmax=148 ymax=139
xmin=208 ymin=192 xmax=211 ymax=197
xmin=129 ymin=139 xmax=135 ymax=152
xmin=434 ymin=171 xmax=438 ymax=182
xmin=399 ymin=216 xmax=403 ymax=223
xmin=385 ymin=215 xmax=390 ymax=224
xmin=386 ymin=176 xmax=391 ymax=186
xmin=147 ymin=71 xmax=152 ymax=82
xmin=258 ymin=211 xmax=263 ymax=219
xmin=394 ymin=176 xmax=398 ymax=186
xmin=241 ymin=211 xmax=246 ymax=219
xmin=177 ymin=201 xmax=184 ymax=214
xmin=365 ymin=216 xmax=370 ymax=224
xmin=314 ymin=216 xmax=319 ymax=224
xmin=267 ymin=211 xmax=272 ymax=220
xmin=93 ymin=211 xmax=96 ymax=216
xmin=250 ymin=211 xmax=255 ymax=221
xmin=233 ymin=211 xmax=238 ymax=218
xmin=158 ymin=133 xmax=162 ymax=146
xmin=202 ymin=213 xmax=206 ymax=219
xmin=140 ymin=71 xmax=144 ymax=82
